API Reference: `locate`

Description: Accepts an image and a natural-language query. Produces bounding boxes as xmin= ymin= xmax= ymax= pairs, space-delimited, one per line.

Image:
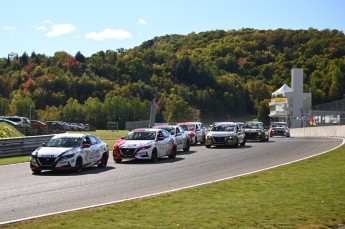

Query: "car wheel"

xmin=151 ymin=149 xmax=158 ymax=162
xmin=200 ymin=136 xmax=206 ymax=144
xmin=240 ymin=138 xmax=246 ymax=146
xmin=169 ymin=147 xmax=177 ymax=159
xmin=114 ymin=159 xmax=122 ymax=163
xmin=98 ymin=152 xmax=108 ymax=168
xmin=233 ymin=138 xmax=239 ymax=148
xmin=183 ymin=141 xmax=190 ymax=152
xmin=75 ymin=157 xmax=83 ymax=173
xmin=193 ymin=137 xmax=198 ymax=146
xmin=266 ymin=135 xmax=269 ymax=141
xmin=205 ymin=144 xmax=211 ymax=148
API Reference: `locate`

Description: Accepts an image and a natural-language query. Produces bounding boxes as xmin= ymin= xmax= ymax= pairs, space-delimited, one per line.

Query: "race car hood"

xmin=272 ymin=127 xmax=287 ymax=130
xmin=207 ymin=131 xmax=236 ymax=137
xmin=35 ymin=147 xmax=73 ymax=157
xmin=119 ymin=140 xmax=154 ymax=148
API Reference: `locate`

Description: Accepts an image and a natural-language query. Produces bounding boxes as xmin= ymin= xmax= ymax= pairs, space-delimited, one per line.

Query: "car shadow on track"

xmin=31 ymin=165 xmax=115 ymax=176
xmin=176 ymin=150 xmax=197 ymax=155
xmin=114 ymin=157 xmax=185 ymax=165
xmin=206 ymin=145 xmax=253 ymax=150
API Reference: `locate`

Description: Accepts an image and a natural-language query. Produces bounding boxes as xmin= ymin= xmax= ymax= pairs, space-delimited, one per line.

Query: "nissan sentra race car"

xmin=243 ymin=121 xmax=269 ymax=142
xmin=269 ymin=122 xmax=290 ymax=137
xmin=30 ymin=133 xmax=109 ymax=174
xmin=205 ymin=122 xmax=246 ymax=148
xmin=153 ymin=125 xmax=190 ymax=152
xmin=113 ymin=128 xmax=176 ymax=163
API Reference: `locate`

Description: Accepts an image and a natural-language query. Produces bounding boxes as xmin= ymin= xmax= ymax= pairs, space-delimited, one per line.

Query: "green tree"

xmin=84 ymin=97 xmax=106 ymax=128
xmin=257 ymin=100 xmax=270 ymax=126
xmin=0 ymin=96 xmax=9 ymax=115
xmin=37 ymin=106 xmax=61 ymax=121
xmin=9 ymin=92 xmax=36 ymax=118
xmin=61 ymin=98 xmax=85 ymax=122
xmin=328 ymin=67 xmax=344 ymax=100
xmin=162 ymin=94 xmax=200 ymax=123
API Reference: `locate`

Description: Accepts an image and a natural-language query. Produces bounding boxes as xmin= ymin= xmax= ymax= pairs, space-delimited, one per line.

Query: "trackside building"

xmin=269 ymin=68 xmax=312 ymax=128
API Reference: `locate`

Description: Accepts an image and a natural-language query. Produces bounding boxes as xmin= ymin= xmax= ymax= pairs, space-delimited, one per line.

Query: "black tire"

xmin=233 ymin=138 xmax=239 ymax=148
xmin=169 ymin=147 xmax=177 ymax=159
xmin=183 ymin=141 xmax=190 ymax=152
xmin=151 ymin=149 xmax=158 ymax=162
xmin=75 ymin=157 xmax=83 ymax=173
xmin=193 ymin=137 xmax=198 ymax=146
xmin=205 ymin=144 xmax=211 ymax=148
xmin=114 ymin=159 xmax=122 ymax=163
xmin=240 ymin=138 xmax=246 ymax=146
xmin=266 ymin=135 xmax=269 ymax=141
xmin=98 ymin=152 xmax=108 ymax=168
xmin=200 ymin=135 xmax=206 ymax=144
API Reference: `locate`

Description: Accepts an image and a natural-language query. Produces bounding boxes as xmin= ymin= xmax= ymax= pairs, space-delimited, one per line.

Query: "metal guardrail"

xmin=125 ymin=120 xmax=150 ymax=130
xmin=0 ymin=135 xmax=55 ymax=158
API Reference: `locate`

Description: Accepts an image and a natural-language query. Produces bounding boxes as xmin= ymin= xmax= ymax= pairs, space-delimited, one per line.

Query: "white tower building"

xmin=269 ymin=68 xmax=312 ymax=128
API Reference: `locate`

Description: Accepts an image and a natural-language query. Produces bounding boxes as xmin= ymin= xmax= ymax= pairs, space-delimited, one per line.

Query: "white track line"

xmin=1 ymin=138 xmax=344 ymax=225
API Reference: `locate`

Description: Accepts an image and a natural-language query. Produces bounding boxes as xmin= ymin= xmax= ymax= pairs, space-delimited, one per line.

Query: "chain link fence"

xmin=301 ymin=98 xmax=345 ymax=127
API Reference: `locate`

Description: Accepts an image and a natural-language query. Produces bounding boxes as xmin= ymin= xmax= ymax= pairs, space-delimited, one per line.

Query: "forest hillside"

xmin=0 ymin=28 xmax=344 ymax=128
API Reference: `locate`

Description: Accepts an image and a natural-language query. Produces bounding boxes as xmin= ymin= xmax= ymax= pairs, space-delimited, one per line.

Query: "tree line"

xmin=0 ymin=28 xmax=344 ymax=128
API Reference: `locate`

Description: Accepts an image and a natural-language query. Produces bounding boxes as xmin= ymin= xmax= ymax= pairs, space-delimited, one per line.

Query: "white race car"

xmin=113 ymin=128 xmax=176 ymax=163
xmin=153 ymin=125 xmax=190 ymax=152
xmin=205 ymin=122 xmax=246 ymax=148
xmin=30 ymin=133 xmax=109 ymax=174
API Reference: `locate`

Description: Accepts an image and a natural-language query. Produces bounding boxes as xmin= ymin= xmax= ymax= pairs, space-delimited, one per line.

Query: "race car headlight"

xmin=206 ymin=135 xmax=211 ymax=139
xmin=257 ymin=131 xmax=264 ymax=135
xmin=228 ymin=135 xmax=235 ymax=139
xmin=139 ymin=145 xmax=152 ymax=150
xmin=60 ymin=153 xmax=75 ymax=161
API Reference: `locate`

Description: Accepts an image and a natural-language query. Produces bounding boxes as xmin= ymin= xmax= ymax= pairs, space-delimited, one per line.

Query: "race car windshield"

xmin=163 ymin=127 xmax=175 ymax=135
xmin=180 ymin=125 xmax=195 ymax=131
xmin=272 ymin=123 xmax=287 ymax=128
xmin=243 ymin=123 xmax=263 ymax=129
xmin=46 ymin=137 xmax=82 ymax=147
xmin=125 ymin=131 xmax=156 ymax=140
xmin=212 ymin=125 xmax=235 ymax=132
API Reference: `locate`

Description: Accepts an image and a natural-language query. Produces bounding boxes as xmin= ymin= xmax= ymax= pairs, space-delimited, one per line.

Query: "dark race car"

xmin=269 ymin=122 xmax=290 ymax=137
xmin=243 ymin=121 xmax=269 ymax=142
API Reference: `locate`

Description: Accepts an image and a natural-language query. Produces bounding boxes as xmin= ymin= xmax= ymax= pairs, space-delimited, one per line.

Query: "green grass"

xmin=67 ymin=129 xmax=129 ymax=140
xmin=0 ymin=123 xmax=24 ymax=138
xmin=0 ymin=155 xmax=30 ymax=165
xmin=2 ymin=144 xmax=345 ymax=228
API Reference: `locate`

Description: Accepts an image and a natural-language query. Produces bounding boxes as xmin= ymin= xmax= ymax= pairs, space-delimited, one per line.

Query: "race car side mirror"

xmin=83 ymin=143 xmax=91 ymax=148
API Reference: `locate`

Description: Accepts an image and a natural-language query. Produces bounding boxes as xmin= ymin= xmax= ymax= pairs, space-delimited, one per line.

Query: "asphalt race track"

xmin=0 ymin=137 xmax=343 ymax=224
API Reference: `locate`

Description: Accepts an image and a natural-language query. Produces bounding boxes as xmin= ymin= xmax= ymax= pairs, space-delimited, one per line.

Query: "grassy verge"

xmin=0 ymin=155 xmax=30 ymax=165
xmin=2 ymin=145 xmax=345 ymax=228
xmin=0 ymin=123 xmax=24 ymax=138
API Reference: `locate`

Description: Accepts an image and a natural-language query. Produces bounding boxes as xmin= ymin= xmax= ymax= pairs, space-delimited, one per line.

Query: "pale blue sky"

xmin=1 ymin=0 xmax=344 ymax=58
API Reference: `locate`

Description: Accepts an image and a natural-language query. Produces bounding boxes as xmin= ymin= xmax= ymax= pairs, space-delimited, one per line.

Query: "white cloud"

xmin=45 ymin=24 xmax=76 ymax=38
xmin=4 ymin=26 xmax=16 ymax=30
xmin=84 ymin=28 xmax=132 ymax=41
xmin=36 ymin=26 xmax=47 ymax=31
xmin=138 ymin=19 xmax=147 ymax=25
